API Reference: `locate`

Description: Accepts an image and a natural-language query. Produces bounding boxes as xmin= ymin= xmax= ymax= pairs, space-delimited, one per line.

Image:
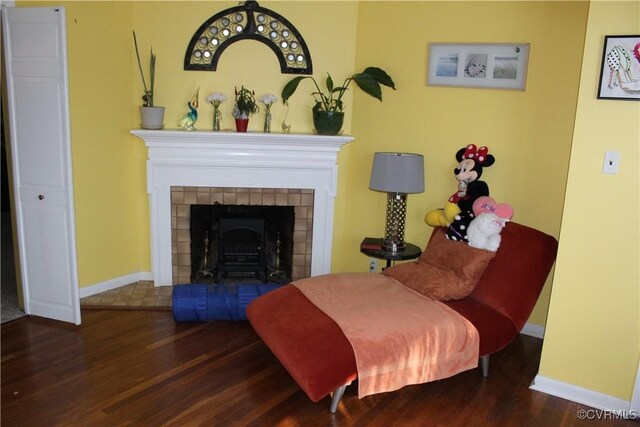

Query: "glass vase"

xmin=213 ymin=108 xmax=221 ymax=131
xmin=263 ymin=111 xmax=272 ymax=133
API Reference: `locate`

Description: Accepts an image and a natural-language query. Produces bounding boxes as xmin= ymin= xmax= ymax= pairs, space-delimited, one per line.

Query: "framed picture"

xmin=597 ymin=35 xmax=640 ymax=101
xmin=427 ymin=43 xmax=529 ymax=90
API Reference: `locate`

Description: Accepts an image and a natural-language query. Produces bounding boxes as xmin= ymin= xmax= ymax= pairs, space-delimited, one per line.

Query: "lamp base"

xmin=382 ymin=192 xmax=408 ymax=253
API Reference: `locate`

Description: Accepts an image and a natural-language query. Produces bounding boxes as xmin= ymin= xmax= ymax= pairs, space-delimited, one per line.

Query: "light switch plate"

xmin=603 ymin=151 xmax=620 ymax=175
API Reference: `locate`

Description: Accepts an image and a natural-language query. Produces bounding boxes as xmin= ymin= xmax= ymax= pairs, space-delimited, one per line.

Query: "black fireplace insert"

xmin=190 ymin=205 xmax=294 ymax=284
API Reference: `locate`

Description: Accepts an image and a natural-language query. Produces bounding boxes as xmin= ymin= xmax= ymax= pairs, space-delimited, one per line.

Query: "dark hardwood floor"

xmin=1 ymin=310 xmax=635 ymax=426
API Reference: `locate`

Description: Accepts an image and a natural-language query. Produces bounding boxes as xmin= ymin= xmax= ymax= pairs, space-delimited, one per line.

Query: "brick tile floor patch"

xmin=81 ymin=281 xmax=172 ymax=310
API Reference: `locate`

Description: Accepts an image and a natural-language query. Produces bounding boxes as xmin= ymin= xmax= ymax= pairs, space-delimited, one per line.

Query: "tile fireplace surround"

xmin=171 ymin=186 xmax=313 ymax=284
xmin=131 ymin=129 xmax=353 ymax=286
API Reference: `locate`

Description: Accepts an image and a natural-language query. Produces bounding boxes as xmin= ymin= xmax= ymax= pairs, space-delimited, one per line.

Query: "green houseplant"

xmin=281 ymin=67 xmax=396 ymax=135
xmin=133 ymin=31 xmax=164 ymax=129
xmin=232 ymin=86 xmax=260 ymax=132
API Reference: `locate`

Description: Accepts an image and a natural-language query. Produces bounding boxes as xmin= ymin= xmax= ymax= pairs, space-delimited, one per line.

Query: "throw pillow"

xmin=383 ymin=228 xmax=496 ymax=301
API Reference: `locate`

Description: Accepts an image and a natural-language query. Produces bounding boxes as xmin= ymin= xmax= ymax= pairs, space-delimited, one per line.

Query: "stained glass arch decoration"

xmin=184 ymin=1 xmax=312 ymax=74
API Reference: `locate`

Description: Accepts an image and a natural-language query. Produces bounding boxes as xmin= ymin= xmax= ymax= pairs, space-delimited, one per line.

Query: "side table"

xmin=360 ymin=238 xmax=422 ymax=269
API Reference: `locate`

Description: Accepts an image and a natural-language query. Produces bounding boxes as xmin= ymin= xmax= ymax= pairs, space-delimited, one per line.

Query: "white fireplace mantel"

xmin=131 ymin=129 xmax=354 ymax=286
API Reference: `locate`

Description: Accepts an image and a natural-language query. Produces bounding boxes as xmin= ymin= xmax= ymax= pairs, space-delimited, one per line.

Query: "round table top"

xmin=360 ymin=242 xmax=422 ymax=261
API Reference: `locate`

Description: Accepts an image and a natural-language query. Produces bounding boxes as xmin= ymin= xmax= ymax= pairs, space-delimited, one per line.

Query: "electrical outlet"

xmin=369 ymin=258 xmax=378 ymax=273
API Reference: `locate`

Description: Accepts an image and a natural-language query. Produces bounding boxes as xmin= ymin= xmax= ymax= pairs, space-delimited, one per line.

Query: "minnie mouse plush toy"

xmin=425 ymin=144 xmax=495 ymax=242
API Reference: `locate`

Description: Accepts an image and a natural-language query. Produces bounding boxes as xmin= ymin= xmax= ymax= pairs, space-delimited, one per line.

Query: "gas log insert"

xmin=217 ymin=218 xmax=266 ymax=282
xmin=190 ymin=205 xmax=294 ymax=284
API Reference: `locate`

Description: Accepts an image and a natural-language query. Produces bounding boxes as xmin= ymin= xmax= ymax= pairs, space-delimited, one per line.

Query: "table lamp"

xmin=369 ymin=152 xmax=425 ymax=252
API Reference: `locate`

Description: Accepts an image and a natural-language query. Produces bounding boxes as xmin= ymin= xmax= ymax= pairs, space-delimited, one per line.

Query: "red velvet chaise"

xmin=246 ymin=222 xmax=558 ymax=412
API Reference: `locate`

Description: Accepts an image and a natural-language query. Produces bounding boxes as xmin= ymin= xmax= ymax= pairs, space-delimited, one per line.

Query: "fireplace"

xmin=131 ymin=130 xmax=353 ymax=286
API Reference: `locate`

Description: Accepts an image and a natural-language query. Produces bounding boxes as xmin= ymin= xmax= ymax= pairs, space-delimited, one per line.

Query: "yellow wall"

xmin=131 ymin=1 xmax=359 ymax=133
xmin=340 ymin=1 xmax=588 ymax=328
xmin=67 ymin=2 xmax=152 ymax=287
xmin=538 ymin=0 xmax=640 ymax=401
xmin=8 ymin=1 xmax=588 ymax=333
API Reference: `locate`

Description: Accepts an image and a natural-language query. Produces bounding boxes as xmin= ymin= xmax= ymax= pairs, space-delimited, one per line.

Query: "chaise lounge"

xmin=247 ymin=222 xmax=558 ymax=412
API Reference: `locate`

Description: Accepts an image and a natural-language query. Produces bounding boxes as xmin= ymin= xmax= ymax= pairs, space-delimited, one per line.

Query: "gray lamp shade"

xmin=369 ymin=152 xmax=425 ymax=194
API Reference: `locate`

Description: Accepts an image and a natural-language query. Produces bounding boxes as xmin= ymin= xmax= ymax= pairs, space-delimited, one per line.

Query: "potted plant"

xmin=232 ymin=86 xmax=260 ymax=132
xmin=281 ymin=67 xmax=396 ymax=135
xmin=133 ymin=31 xmax=164 ymax=129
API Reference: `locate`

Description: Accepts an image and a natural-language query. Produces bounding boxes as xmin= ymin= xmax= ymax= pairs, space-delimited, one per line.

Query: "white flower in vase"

xmin=207 ymin=92 xmax=227 ymax=108
xmin=207 ymin=92 xmax=227 ymax=131
xmin=258 ymin=93 xmax=278 ymax=133
xmin=258 ymin=93 xmax=278 ymax=112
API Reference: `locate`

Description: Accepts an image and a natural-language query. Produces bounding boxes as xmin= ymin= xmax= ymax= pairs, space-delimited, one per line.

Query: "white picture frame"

xmin=427 ymin=43 xmax=530 ymax=90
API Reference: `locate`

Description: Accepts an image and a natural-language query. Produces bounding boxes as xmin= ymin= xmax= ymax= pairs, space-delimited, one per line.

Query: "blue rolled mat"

xmin=172 ymin=283 xmax=281 ymax=322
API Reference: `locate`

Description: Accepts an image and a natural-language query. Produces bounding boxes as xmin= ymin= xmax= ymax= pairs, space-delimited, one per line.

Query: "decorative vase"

xmin=139 ymin=106 xmax=165 ymax=130
xmin=312 ymin=110 xmax=344 ymax=135
xmin=263 ymin=111 xmax=272 ymax=133
xmin=213 ymin=108 xmax=221 ymax=131
xmin=235 ymin=118 xmax=249 ymax=132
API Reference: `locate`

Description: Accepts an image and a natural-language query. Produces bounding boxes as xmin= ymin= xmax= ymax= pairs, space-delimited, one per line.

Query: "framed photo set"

xmin=427 ymin=43 xmax=529 ymax=90
xmin=597 ymin=35 xmax=640 ymax=101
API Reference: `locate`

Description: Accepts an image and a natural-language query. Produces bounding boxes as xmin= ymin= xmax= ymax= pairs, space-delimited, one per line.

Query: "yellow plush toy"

xmin=425 ymin=202 xmax=461 ymax=227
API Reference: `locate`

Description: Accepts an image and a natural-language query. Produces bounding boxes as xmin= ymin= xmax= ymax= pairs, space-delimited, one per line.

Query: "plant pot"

xmin=313 ymin=110 xmax=344 ymax=135
xmin=139 ymin=106 xmax=165 ymax=130
xmin=235 ymin=118 xmax=249 ymax=132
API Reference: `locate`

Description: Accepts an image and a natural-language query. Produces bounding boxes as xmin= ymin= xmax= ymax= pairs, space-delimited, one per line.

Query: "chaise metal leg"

xmin=329 ymin=384 xmax=349 ymax=413
xmin=480 ymin=355 xmax=490 ymax=377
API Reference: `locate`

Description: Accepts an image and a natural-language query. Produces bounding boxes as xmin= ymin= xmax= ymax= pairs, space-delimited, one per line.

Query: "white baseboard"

xmin=78 ymin=272 xmax=154 ymax=298
xmin=521 ymin=322 xmax=545 ymax=339
xmin=530 ymin=374 xmax=631 ymax=413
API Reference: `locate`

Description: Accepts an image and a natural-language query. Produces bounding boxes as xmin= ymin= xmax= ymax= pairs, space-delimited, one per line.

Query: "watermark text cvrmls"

xmin=576 ymin=409 xmax=638 ymax=420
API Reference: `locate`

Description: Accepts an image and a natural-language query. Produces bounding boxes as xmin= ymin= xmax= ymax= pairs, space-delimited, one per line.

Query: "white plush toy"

xmin=467 ymin=213 xmax=507 ymax=252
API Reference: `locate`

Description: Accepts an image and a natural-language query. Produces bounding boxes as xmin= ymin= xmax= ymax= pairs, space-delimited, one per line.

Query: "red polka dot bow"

xmin=463 ymin=144 xmax=490 ymax=164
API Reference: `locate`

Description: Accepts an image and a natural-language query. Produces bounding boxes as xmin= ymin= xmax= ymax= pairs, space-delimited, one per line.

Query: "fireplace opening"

xmin=190 ymin=205 xmax=294 ymax=284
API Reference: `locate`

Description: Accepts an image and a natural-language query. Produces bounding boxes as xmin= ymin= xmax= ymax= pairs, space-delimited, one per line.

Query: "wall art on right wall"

xmin=597 ymin=34 xmax=640 ymax=101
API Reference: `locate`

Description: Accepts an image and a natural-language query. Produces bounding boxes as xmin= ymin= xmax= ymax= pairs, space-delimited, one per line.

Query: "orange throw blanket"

xmin=294 ymin=273 xmax=479 ymax=398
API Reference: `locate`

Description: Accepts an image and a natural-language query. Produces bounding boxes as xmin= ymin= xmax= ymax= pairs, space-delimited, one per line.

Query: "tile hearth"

xmin=80 ymin=281 xmax=172 ymax=310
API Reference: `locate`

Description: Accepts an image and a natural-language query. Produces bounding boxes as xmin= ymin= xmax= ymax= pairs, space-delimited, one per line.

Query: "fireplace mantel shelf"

xmin=131 ymin=129 xmax=353 ymax=150
xmin=131 ymin=129 xmax=354 ymax=286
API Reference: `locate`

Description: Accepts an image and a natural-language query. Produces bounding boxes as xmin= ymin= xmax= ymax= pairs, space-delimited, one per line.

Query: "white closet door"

xmin=2 ymin=6 xmax=80 ymax=324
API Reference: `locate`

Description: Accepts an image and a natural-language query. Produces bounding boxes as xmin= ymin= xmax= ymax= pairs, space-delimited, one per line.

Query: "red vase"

xmin=235 ymin=118 xmax=249 ymax=132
